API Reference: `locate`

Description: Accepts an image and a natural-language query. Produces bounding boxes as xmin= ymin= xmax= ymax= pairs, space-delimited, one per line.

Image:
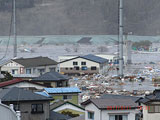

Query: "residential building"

xmin=81 ymin=94 xmax=140 ymax=120
xmin=59 ymin=54 xmax=108 ymax=75
xmin=137 ymin=89 xmax=160 ymax=120
xmin=0 ymin=56 xmax=58 ymax=76
xmin=32 ymin=71 xmax=69 ymax=87
xmin=44 ymin=87 xmax=81 ymax=105
xmin=0 ymin=78 xmax=46 ymax=91
xmin=0 ymin=87 xmax=53 ymax=120
xmin=50 ymin=100 xmax=85 ymax=116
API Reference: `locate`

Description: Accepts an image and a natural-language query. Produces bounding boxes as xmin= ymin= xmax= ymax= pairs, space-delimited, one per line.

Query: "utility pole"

xmin=119 ymin=0 xmax=124 ymax=78
xmin=13 ymin=0 xmax=17 ymax=58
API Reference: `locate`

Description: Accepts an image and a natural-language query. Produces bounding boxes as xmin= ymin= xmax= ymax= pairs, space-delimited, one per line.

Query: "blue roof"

xmin=44 ymin=87 xmax=81 ymax=94
xmin=81 ymin=54 xmax=108 ymax=64
xmin=35 ymin=91 xmax=51 ymax=97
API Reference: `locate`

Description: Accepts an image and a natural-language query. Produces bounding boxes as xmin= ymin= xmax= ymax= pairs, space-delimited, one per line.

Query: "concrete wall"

xmin=19 ymin=101 xmax=49 ymax=120
xmin=0 ymin=103 xmax=18 ymax=120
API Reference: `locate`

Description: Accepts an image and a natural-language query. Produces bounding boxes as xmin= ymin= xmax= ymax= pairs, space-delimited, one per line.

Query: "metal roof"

xmin=35 ymin=91 xmax=51 ymax=97
xmin=81 ymin=54 xmax=108 ymax=64
xmin=44 ymin=87 xmax=81 ymax=94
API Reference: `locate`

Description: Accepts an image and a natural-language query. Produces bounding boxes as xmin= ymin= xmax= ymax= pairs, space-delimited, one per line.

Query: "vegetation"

xmin=0 ymin=71 xmax=13 ymax=82
xmin=61 ymin=111 xmax=79 ymax=117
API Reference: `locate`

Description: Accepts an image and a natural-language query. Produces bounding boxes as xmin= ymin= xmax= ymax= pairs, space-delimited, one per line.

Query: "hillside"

xmin=0 ymin=0 xmax=160 ymax=35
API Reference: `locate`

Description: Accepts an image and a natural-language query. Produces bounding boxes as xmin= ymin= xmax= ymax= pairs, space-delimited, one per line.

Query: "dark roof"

xmin=68 ymin=115 xmax=85 ymax=120
xmin=81 ymin=54 xmax=108 ymax=64
xmin=0 ymin=78 xmax=46 ymax=88
xmin=32 ymin=71 xmax=69 ymax=82
xmin=82 ymin=95 xmax=139 ymax=110
xmin=60 ymin=54 xmax=108 ymax=64
xmin=101 ymin=94 xmax=139 ymax=102
xmin=0 ymin=87 xmax=53 ymax=102
xmin=77 ymin=37 xmax=92 ymax=44
xmin=137 ymin=89 xmax=160 ymax=104
xmin=13 ymin=56 xmax=57 ymax=67
xmin=49 ymin=111 xmax=71 ymax=120
xmin=50 ymin=100 xmax=84 ymax=111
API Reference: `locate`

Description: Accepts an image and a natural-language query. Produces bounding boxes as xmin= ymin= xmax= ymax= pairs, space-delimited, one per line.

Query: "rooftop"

xmin=0 ymin=87 xmax=53 ymax=102
xmin=32 ymin=71 xmax=69 ymax=82
xmin=44 ymin=87 xmax=81 ymax=94
xmin=13 ymin=56 xmax=57 ymax=67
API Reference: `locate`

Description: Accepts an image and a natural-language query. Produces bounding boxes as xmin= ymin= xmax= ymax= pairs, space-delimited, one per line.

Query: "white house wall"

xmin=143 ymin=104 xmax=160 ymax=120
xmin=60 ymin=58 xmax=100 ymax=68
xmin=2 ymin=82 xmax=45 ymax=90
xmin=85 ymin=103 xmax=139 ymax=120
xmin=53 ymin=103 xmax=84 ymax=113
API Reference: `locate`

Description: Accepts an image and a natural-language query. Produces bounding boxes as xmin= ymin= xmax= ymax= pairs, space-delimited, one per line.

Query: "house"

xmin=0 ymin=102 xmax=19 ymax=120
xmin=0 ymin=78 xmax=46 ymax=91
xmin=81 ymin=94 xmax=140 ymax=120
xmin=44 ymin=87 xmax=81 ymax=105
xmin=50 ymin=100 xmax=85 ymax=116
xmin=32 ymin=71 xmax=69 ymax=87
xmin=0 ymin=87 xmax=53 ymax=120
xmin=0 ymin=56 xmax=58 ymax=76
xmin=59 ymin=54 xmax=108 ymax=75
xmin=137 ymin=89 xmax=160 ymax=120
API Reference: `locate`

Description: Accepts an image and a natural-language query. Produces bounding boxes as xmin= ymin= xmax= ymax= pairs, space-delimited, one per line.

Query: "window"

xmin=31 ymin=104 xmax=43 ymax=113
xmin=63 ymin=95 xmax=72 ymax=100
xmin=88 ymin=111 xmax=94 ymax=119
xmin=26 ymin=68 xmax=31 ymax=74
xmin=81 ymin=66 xmax=87 ymax=70
xmin=70 ymin=68 xmax=73 ymax=70
xmin=109 ymin=115 xmax=128 ymax=120
xmin=148 ymin=105 xmax=160 ymax=113
xmin=91 ymin=66 xmax=97 ymax=70
xmin=73 ymin=62 xmax=78 ymax=65
xmin=81 ymin=62 xmax=86 ymax=65
xmin=75 ymin=66 xmax=79 ymax=70
xmin=38 ymin=68 xmax=45 ymax=75
xmin=12 ymin=69 xmax=18 ymax=74
xmin=65 ymin=68 xmax=68 ymax=70
xmin=49 ymin=67 xmax=56 ymax=72
xmin=14 ymin=104 xmax=20 ymax=111
xmin=57 ymin=81 xmax=63 ymax=87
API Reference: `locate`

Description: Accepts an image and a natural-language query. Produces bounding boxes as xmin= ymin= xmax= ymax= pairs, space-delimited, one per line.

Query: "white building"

xmin=0 ymin=57 xmax=58 ymax=76
xmin=137 ymin=89 xmax=160 ymax=120
xmin=59 ymin=54 xmax=108 ymax=75
xmin=81 ymin=94 xmax=140 ymax=120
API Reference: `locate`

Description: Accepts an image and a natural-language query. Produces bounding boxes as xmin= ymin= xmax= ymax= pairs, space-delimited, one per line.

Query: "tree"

xmin=0 ymin=71 xmax=13 ymax=82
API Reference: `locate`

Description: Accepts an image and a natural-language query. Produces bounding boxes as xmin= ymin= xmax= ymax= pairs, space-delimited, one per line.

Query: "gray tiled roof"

xmin=68 ymin=115 xmax=85 ymax=120
xmin=49 ymin=111 xmax=71 ymax=120
xmin=32 ymin=71 xmax=69 ymax=82
xmin=13 ymin=56 xmax=57 ymax=67
xmin=138 ymin=89 xmax=160 ymax=104
xmin=0 ymin=87 xmax=53 ymax=102
xmin=101 ymin=94 xmax=139 ymax=101
xmin=81 ymin=54 xmax=108 ymax=64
